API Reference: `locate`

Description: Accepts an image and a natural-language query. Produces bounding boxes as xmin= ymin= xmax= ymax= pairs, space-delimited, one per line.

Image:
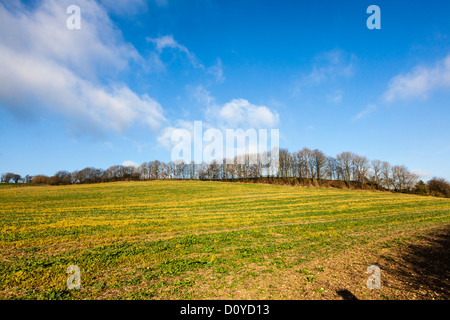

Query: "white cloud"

xmin=122 ymin=160 xmax=139 ymax=168
xmin=156 ymin=127 xmax=176 ymax=150
xmin=146 ymin=35 xmax=226 ymax=82
xmin=327 ymin=90 xmax=343 ymax=104
xmin=353 ymin=104 xmax=377 ymax=122
xmin=147 ymin=35 xmax=204 ymax=69
xmin=412 ymin=169 xmax=432 ymax=179
xmin=218 ymin=99 xmax=279 ymax=129
xmin=190 ymin=86 xmax=280 ymax=129
xmin=0 ymin=0 xmax=165 ymax=134
xmin=383 ymin=55 xmax=450 ymax=102
xmin=157 ymin=120 xmax=194 ymax=150
xmin=150 ymin=35 xmax=186 ymax=53
xmin=157 ymin=87 xmax=280 ymax=151
xmin=297 ymin=49 xmax=355 ymax=90
xmin=0 ymin=0 xmax=142 ymax=80
xmin=189 ymin=85 xmax=216 ymax=109
xmin=208 ymin=58 xmax=225 ymax=83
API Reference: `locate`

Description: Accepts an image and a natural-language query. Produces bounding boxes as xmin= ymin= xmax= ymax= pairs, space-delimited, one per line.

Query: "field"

xmin=0 ymin=180 xmax=449 ymax=300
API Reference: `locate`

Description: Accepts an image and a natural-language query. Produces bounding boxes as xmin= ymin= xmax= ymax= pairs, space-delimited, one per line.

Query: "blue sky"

xmin=0 ymin=0 xmax=449 ymax=180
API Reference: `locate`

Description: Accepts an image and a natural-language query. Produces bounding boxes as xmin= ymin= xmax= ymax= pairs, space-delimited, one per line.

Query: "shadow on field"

xmin=336 ymin=289 xmax=358 ymax=300
xmin=389 ymin=227 xmax=450 ymax=299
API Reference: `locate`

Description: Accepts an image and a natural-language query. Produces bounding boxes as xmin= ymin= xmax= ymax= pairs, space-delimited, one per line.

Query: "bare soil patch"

xmin=187 ymin=225 xmax=450 ymax=300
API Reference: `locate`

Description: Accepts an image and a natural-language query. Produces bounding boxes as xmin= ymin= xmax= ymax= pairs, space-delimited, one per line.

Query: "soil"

xmin=192 ymin=225 xmax=450 ymax=300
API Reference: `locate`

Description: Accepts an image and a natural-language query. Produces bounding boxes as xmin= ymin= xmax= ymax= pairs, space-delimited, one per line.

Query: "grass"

xmin=0 ymin=180 xmax=449 ymax=299
xmin=0 ymin=183 xmax=31 ymax=189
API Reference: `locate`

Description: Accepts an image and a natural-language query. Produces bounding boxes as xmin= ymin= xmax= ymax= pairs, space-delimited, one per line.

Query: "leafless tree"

xmin=326 ymin=156 xmax=338 ymax=180
xmin=336 ymin=152 xmax=355 ymax=182
xmin=32 ymin=175 xmax=50 ymax=184
xmin=381 ymin=161 xmax=392 ymax=190
xmin=353 ymin=154 xmax=370 ymax=183
xmin=311 ymin=149 xmax=327 ymax=180
xmin=391 ymin=165 xmax=418 ymax=192
xmin=293 ymin=149 xmax=308 ymax=179
xmin=370 ymin=160 xmax=383 ymax=188
xmin=278 ymin=148 xmax=292 ymax=178
xmin=1 ymin=173 xmax=14 ymax=183
xmin=11 ymin=174 xmax=21 ymax=183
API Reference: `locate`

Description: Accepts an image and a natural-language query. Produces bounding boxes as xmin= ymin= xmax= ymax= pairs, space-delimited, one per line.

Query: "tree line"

xmin=1 ymin=147 xmax=449 ymax=198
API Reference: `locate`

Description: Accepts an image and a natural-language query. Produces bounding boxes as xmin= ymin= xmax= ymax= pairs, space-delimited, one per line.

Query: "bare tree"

xmin=11 ymin=174 xmax=21 ymax=183
xmin=353 ymin=154 xmax=370 ymax=184
xmin=1 ymin=173 xmax=14 ymax=183
xmin=336 ymin=152 xmax=355 ymax=183
xmin=151 ymin=160 xmax=162 ymax=179
xmin=189 ymin=162 xmax=197 ymax=180
xmin=160 ymin=163 xmax=170 ymax=179
xmin=381 ymin=161 xmax=392 ymax=190
xmin=137 ymin=162 xmax=149 ymax=180
xmin=293 ymin=148 xmax=311 ymax=179
xmin=311 ymin=149 xmax=327 ymax=180
xmin=278 ymin=149 xmax=292 ymax=178
xmin=206 ymin=160 xmax=220 ymax=180
xmin=54 ymin=170 xmax=69 ymax=185
xmin=104 ymin=165 xmax=119 ymax=182
xmin=326 ymin=156 xmax=338 ymax=180
xmin=6 ymin=145 xmax=428 ymax=197
xmin=391 ymin=165 xmax=418 ymax=192
xmin=32 ymin=175 xmax=50 ymax=184
xmin=75 ymin=167 xmax=103 ymax=184
xmin=370 ymin=160 xmax=383 ymax=188
xmin=404 ymin=170 xmax=419 ymax=192
xmin=391 ymin=167 xmax=417 ymax=192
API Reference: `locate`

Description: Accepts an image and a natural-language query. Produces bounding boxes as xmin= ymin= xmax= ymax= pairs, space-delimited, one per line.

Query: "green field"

xmin=0 ymin=180 xmax=449 ymax=299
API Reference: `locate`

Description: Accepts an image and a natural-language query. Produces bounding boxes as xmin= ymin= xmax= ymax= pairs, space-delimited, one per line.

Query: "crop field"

xmin=0 ymin=180 xmax=449 ymax=300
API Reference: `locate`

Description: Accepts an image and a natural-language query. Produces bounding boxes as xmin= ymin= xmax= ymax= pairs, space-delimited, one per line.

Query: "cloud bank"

xmin=384 ymin=55 xmax=450 ymax=102
xmin=158 ymin=86 xmax=280 ymax=150
xmin=0 ymin=0 xmax=165 ymax=134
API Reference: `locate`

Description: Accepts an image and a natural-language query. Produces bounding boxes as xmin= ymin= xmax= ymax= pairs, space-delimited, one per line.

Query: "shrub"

xmin=414 ymin=180 xmax=429 ymax=195
xmin=427 ymin=177 xmax=450 ymax=198
xmin=31 ymin=175 xmax=50 ymax=185
xmin=330 ymin=180 xmax=346 ymax=189
xmin=312 ymin=179 xmax=319 ymax=187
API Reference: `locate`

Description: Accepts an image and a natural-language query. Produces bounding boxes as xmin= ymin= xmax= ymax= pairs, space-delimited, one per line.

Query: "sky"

xmin=0 ymin=0 xmax=449 ymax=180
